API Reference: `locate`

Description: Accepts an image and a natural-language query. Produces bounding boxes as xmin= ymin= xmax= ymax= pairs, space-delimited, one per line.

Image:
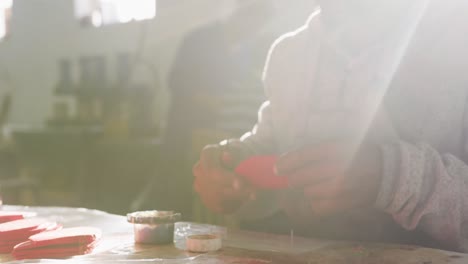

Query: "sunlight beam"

xmin=344 ymin=0 xmax=430 ymax=168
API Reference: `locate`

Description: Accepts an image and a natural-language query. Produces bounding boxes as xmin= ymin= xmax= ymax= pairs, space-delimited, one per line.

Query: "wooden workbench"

xmin=0 ymin=206 xmax=466 ymax=263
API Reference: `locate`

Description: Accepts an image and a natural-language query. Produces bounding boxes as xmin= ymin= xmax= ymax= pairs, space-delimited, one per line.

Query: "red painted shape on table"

xmin=12 ymin=227 xmax=101 ymax=260
xmin=0 ymin=212 xmax=27 ymax=224
xmin=0 ymin=218 xmax=61 ymax=253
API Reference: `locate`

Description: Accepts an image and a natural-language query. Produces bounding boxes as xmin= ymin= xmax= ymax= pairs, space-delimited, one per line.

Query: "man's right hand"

xmin=193 ymin=142 xmax=255 ymax=214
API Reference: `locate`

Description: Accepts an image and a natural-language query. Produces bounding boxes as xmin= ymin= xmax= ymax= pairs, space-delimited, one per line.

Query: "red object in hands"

xmin=235 ymin=156 xmax=288 ymax=190
xmin=12 ymin=227 xmax=101 ymax=260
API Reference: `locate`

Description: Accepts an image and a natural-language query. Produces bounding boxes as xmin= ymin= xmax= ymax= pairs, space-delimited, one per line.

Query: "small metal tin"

xmin=127 ymin=210 xmax=181 ymax=244
xmin=186 ymin=234 xmax=222 ymax=253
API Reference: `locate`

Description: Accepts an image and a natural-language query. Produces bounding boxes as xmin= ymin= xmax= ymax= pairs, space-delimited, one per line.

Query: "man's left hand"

xmin=275 ymin=142 xmax=382 ymax=218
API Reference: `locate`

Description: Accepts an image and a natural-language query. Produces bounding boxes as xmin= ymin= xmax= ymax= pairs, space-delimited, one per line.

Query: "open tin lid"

xmin=127 ymin=211 xmax=181 ymax=225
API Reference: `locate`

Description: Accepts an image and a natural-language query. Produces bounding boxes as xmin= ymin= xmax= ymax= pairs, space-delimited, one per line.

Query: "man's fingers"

xmin=196 ymin=144 xmax=254 ymax=194
xmin=199 ymin=146 xmax=237 ymax=187
xmin=195 ymin=143 xmax=258 ymax=214
xmin=193 ymin=178 xmax=200 ymax=193
xmin=207 ymin=169 xmax=237 ymax=188
xmin=276 ymin=143 xmax=339 ymax=175
xmin=221 ymin=151 xmax=235 ymax=169
xmin=220 ymin=139 xmax=251 ymax=168
xmin=200 ymin=145 xmax=221 ymax=172
xmin=192 ymin=161 xmax=202 ymax=178
xmin=221 ymin=149 xmax=245 ymax=169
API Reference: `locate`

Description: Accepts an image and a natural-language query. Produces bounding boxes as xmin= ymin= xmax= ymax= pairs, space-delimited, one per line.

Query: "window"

xmin=0 ymin=0 xmax=12 ymax=41
xmin=74 ymin=0 xmax=156 ymax=27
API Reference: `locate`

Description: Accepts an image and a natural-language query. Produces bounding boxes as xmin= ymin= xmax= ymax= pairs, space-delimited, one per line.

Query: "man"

xmin=160 ymin=0 xmax=282 ymax=218
xmin=193 ymin=0 xmax=468 ymax=252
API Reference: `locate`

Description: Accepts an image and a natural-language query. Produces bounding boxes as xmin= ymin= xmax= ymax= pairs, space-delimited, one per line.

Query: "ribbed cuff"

xmin=375 ymin=143 xmax=401 ymax=211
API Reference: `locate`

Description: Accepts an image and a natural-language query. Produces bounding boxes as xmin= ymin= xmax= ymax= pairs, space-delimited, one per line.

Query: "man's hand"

xmin=275 ymin=142 xmax=382 ymax=218
xmin=193 ymin=142 xmax=255 ymax=214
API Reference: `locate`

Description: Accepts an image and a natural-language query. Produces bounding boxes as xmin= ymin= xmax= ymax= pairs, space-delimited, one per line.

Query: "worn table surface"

xmin=0 ymin=206 xmax=467 ymax=264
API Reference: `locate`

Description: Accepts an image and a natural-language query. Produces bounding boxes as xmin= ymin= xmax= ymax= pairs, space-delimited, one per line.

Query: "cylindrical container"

xmin=173 ymin=222 xmax=227 ymax=250
xmin=186 ymin=234 xmax=222 ymax=253
xmin=127 ymin=211 xmax=181 ymax=244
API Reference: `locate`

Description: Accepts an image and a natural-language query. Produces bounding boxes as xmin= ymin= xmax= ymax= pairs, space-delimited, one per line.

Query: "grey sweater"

xmin=233 ymin=0 xmax=468 ymax=252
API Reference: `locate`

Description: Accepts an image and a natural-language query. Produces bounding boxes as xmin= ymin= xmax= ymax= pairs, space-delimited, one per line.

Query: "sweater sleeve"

xmin=376 ymin=141 xmax=468 ymax=252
